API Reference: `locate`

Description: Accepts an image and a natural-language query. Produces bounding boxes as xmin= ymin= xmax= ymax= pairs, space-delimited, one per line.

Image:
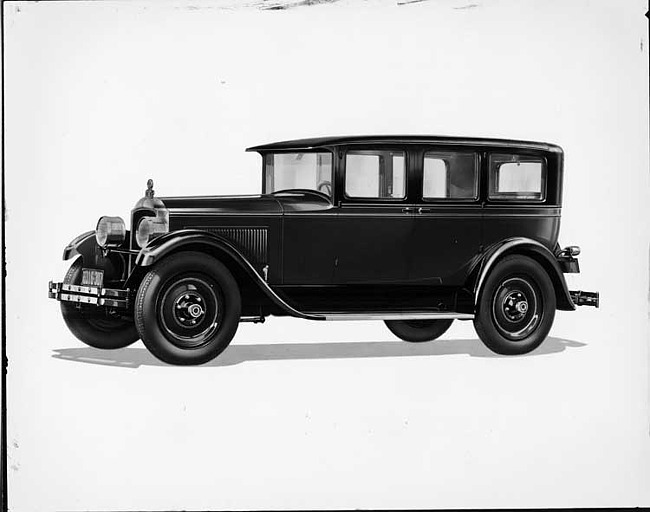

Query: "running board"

xmin=305 ymin=312 xmax=474 ymax=321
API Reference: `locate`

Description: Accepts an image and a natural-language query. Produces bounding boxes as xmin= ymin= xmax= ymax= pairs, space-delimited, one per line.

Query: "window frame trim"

xmin=342 ymin=147 xmax=409 ymax=203
xmin=262 ymin=149 xmax=335 ymax=198
xmin=420 ymin=150 xmax=480 ymax=203
xmin=487 ymin=153 xmax=548 ymax=203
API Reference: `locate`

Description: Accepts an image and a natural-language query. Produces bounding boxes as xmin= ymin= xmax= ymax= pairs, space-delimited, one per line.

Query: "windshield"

xmin=265 ymin=152 xmax=333 ymax=197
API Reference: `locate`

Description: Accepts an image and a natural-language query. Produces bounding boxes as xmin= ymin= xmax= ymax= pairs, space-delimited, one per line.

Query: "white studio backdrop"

xmin=4 ymin=0 xmax=650 ymax=510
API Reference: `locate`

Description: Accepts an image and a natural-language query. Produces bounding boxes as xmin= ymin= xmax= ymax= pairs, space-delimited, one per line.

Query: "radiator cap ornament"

xmin=146 ymin=179 xmax=154 ymax=198
xmin=134 ymin=178 xmax=165 ymax=209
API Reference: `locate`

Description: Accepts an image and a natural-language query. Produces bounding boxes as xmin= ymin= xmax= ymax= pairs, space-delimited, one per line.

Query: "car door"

xmin=333 ymin=146 xmax=415 ymax=284
xmin=263 ymin=150 xmax=339 ymax=285
xmin=409 ymin=147 xmax=483 ymax=285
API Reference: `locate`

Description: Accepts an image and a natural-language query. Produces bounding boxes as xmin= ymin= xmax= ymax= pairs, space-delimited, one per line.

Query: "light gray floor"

xmin=6 ymin=303 xmax=650 ymax=510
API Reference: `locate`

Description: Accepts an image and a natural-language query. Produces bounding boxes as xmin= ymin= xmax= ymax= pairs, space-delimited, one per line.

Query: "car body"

xmin=48 ymin=135 xmax=599 ymax=365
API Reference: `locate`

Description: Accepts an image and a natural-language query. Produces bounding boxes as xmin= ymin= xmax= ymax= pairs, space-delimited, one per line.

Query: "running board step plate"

xmin=304 ymin=312 xmax=474 ymax=321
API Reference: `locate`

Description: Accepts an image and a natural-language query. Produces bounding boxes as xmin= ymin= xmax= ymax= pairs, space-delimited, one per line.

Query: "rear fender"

xmin=473 ymin=237 xmax=575 ymax=311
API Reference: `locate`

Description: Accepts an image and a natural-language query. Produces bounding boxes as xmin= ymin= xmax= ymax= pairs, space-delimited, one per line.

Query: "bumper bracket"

xmin=569 ymin=290 xmax=599 ymax=308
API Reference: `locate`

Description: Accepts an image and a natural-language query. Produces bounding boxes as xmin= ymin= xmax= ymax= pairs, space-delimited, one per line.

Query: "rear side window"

xmin=345 ymin=150 xmax=406 ymax=199
xmin=489 ymin=154 xmax=546 ymax=200
xmin=423 ymin=152 xmax=478 ymax=199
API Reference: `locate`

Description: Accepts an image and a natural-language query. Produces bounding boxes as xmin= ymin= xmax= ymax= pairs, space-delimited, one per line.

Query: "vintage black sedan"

xmin=48 ymin=135 xmax=599 ymax=365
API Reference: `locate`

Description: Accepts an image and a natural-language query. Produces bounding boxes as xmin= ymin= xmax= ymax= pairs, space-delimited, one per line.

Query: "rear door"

xmin=334 ymin=146 xmax=415 ymax=284
xmin=409 ymin=147 xmax=483 ymax=285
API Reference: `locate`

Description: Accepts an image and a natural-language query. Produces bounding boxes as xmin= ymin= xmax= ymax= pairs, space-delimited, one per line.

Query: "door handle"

xmin=402 ymin=207 xmax=416 ymax=213
xmin=417 ymin=208 xmax=431 ymax=214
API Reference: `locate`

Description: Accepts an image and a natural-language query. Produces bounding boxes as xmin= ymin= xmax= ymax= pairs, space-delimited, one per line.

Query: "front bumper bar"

xmin=569 ymin=290 xmax=599 ymax=308
xmin=48 ymin=281 xmax=130 ymax=309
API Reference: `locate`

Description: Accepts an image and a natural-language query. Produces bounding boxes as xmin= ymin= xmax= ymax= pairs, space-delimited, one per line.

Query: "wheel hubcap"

xmin=492 ymin=277 xmax=541 ymax=341
xmin=159 ymin=275 xmax=223 ymax=349
xmin=173 ymin=292 xmax=207 ymax=327
xmin=502 ymin=290 xmax=529 ymax=322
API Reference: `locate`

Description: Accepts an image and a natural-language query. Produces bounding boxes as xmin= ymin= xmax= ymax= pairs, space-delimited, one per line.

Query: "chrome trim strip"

xmin=318 ymin=312 xmax=474 ymax=321
xmin=57 ymin=293 xmax=127 ymax=308
xmin=62 ymin=283 xmax=100 ymax=295
xmin=169 ymin=209 xmax=282 ymax=216
xmin=483 ymin=213 xmax=560 ymax=218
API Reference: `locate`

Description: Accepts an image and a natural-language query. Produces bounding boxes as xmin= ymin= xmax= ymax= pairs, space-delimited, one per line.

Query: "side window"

xmin=489 ymin=154 xmax=546 ymax=200
xmin=345 ymin=150 xmax=406 ymax=199
xmin=423 ymin=152 xmax=478 ymax=199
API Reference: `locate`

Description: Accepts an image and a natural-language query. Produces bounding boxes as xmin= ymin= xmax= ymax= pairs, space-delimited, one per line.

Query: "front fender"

xmin=474 ymin=237 xmax=575 ymax=311
xmin=62 ymin=230 xmax=131 ymax=283
xmin=62 ymin=231 xmax=96 ymax=261
xmin=134 ymin=230 xmax=321 ymax=320
xmin=135 ymin=230 xmax=257 ymax=268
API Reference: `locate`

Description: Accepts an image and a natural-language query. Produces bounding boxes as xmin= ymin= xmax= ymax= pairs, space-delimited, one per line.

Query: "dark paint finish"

xmin=334 ymin=204 xmax=414 ymax=284
xmin=60 ymin=135 xmax=583 ymax=319
xmin=146 ymin=137 xmax=568 ymax=313
xmin=410 ymin=205 xmax=482 ymax=285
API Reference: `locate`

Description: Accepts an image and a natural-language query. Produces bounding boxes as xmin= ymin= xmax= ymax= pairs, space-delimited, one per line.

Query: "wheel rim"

xmin=158 ymin=274 xmax=223 ymax=349
xmin=491 ymin=276 xmax=541 ymax=341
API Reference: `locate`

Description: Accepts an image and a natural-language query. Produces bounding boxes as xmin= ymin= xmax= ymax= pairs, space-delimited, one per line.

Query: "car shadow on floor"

xmin=51 ymin=336 xmax=587 ymax=369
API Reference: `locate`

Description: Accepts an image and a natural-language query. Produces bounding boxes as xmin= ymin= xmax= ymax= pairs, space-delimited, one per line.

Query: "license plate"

xmin=82 ymin=268 xmax=104 ymax=287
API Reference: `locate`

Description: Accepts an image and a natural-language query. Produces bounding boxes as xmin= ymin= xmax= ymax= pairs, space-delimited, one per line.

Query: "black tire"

xmin=474 ymin=255 xmax=556 ymax=355
xmin=385 ymin=319 xmax=453 ymax=342
xmin=134 ymin=251 xmax=241 ymax=365
xmin=60 ymin=258 xmax=139 ymax=349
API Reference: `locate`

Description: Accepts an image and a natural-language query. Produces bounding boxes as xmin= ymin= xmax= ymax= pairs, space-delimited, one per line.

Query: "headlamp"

xmin=135 ymin=210 xmax=169 ymax=248
xmin=95 ymin=216 xmax=126 ymax=248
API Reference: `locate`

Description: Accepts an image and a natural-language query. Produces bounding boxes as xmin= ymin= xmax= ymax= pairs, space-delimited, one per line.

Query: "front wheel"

xmin=473 ymin=255 xmax=556 ymax=355
xmin=60 ymin=259 xmax=139 ymax=349
xmin=385 ymin=319 xmax=453 ymax=342
xmin=134 ymin=251 xmax=241 ymax=365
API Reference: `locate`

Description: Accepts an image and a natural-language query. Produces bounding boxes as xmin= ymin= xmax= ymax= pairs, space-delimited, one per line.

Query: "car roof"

xmin=246 ymin=135 xmax=563 ymax=153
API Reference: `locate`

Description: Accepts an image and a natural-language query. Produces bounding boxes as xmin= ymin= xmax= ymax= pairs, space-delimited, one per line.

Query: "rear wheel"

xmin=60 ymin=259 xmax=139 ymax=349
xmin=135 ymin=252 xmax=241 ymax=365
xmin=474 ymin=255 xmax=556 ymax=355
xmin=385 ymin=319 xmax=453 ymax=342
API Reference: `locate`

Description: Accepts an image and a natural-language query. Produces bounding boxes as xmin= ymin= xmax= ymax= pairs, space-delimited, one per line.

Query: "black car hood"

xmin=160 ymin=192 xmax=332 ymax=214
xmin=160 ymin=194 xmax=283 ymax=214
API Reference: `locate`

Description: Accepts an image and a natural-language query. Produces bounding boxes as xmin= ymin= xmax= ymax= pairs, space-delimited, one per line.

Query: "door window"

xmin=345 ymin=150 xmax=406 ymax=199
xmin=422 ymin=152 xmax=478 ymax=200
xmin=489 ymin=154 xmax=546 ymax=200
